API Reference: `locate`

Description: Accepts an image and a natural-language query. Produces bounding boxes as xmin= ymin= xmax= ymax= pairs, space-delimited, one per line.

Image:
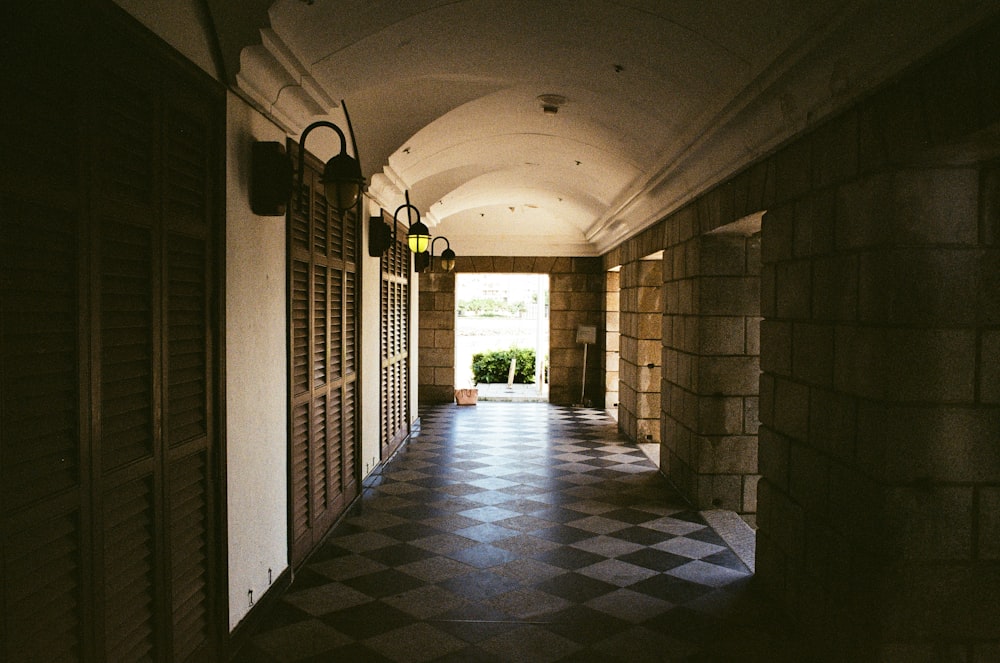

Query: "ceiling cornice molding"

xmin=235 ymin=27 xmax=339 ymax=132
xmin=366 ymin=173 xmax=405 ymax=215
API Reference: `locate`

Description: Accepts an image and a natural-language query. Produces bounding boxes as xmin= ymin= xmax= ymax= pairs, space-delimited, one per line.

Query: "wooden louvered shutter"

xmin=1 ymin=6 xmax=89 ymax=661
xmin=163 ymin=76 xmax=217 ymax=662
xmin=1 ymin=5 xmax=222 ymax=661
xmin=288 ymin=144 xmax=360 ymax=567
xmin=1 ymin=197 xmax=87 ymax=661
xmin=93 ymin=40 xmax=162 ymax=663
xmin=380 ymin=212 xmax=411 ymax=460
xmin=92 ymin=32 xmax=221 ymax=662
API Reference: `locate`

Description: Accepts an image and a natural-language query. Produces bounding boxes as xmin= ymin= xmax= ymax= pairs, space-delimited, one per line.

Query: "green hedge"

xmin=471 ymin=348 xmax=536 ymax=383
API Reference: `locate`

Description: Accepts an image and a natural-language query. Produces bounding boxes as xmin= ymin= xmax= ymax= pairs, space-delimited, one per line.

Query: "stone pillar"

xmin=605 ymin=270 xmax=620 ymax=413
xmin=417 ymin=271 xmax=456 ymax=403
xmin=619 ymin=259 xmax=662 ymax=442
xmin=549 ymin=259 xmax=604 ymax=406
xmin=758 ymin=166 xmax=1000 ymax=656
xmin=662 ymin=231 xmax=761 ymax=518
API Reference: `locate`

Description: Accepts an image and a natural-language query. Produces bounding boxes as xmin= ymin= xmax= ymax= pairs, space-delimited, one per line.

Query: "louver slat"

xmin=331 ymin=269 xmax=343 ymax=380
xmin=313 ymin=192 xmax=328 ymax=256
xmin=1 ymin=199 xmax=80 ymax=511
xmin=102 ymin=221 xmax=153 ymax=471
xmin=344 ymin=380 xmax=356 ymax=490
xmin=103 ymin=477 xmax=156 ymax=663
xmin=343 ymin=209 xmax=356 ymax=262
xmin=4 ymin=510 xmax=83 ymax=661
xmin=345 ymin=270 xmax=356 ymax=375
xmin=165 ymin=109 xmax=207 ymax=226
xmin=171 ymin=451 xmax=210 ymax=662
xmin=312 ymin=395 xmax=328 ymax=517
xmin=168 ymin=233 xmax=207 ymax=445
xmin=314 ymin=265 xmax=327 ymax=388
xmin=291 ymin=402 xmax=310 ymax=536
xmin=329 ymin=387 xmax=342 ymax=494
xmin=97 ymin=71 xmax=154 ymax=207
xmin=329 ymin=203 xmax=343 ymax=262
xmin=292 ymin=260 xmax=309 ymax=395
xmin=291 ymin=183 xmax=310 ymax=252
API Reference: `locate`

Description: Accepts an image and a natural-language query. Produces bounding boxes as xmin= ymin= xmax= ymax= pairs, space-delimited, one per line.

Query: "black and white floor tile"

xmin=237 ymin=403 xmax=792 ymax=662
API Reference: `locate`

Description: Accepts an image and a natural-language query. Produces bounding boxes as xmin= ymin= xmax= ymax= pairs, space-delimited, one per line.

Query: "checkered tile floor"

xmin=238 ymin=403 xmax=791 ymax=662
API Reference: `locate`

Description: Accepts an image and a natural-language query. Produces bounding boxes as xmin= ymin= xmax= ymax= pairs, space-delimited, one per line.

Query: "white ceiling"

xmin=233 ymin=0 xmax=997 ymax=256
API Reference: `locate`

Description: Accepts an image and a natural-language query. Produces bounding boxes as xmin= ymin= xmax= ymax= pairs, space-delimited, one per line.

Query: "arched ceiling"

xmin=229 ymin=0 xmax=997 ymax=256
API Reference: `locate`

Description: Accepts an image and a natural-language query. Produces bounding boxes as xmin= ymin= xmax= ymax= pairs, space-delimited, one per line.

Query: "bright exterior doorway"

xmin=455 ymin=273 xmax=549 ymax=401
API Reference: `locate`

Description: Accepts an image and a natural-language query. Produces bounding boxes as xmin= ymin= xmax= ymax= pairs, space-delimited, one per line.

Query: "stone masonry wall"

xmin=750 ymin=24 xmax=1000 ymax=657
xmin=759 ymin=164 xmax=1000 ymax=657
xmin=618 ymin=259 xmax=662 ymax=443
xmin=662 ymin=232 xmax=761 ymax=519
xmin=604 ymin=16 xmax=1000 ymax=657
xmin=418 ymin=256 xmax=604 ymax=406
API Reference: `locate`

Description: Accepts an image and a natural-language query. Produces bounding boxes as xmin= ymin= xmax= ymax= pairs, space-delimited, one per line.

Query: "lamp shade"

xmin=407 ymin=219 xmax=431 ymax=253
xmin=321 ymin=150 xmax=365 ymax=212
xmin=440 ymin=247 xmax=456 ymax=272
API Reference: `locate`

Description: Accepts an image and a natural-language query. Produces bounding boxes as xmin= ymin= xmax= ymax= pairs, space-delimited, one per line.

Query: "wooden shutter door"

xmin=1 ymin=5 xmax=223 ymax=661
xmin=288 ymin=145 xmax=360 ymax=567
xmin=1 ymin=6 xmax=87 ymax=660
xmin=92 ymin=29 xmax=221 ymax=662
xmin=163 ymin=75 xmax=217 ymax=662
xmin=380 ymin=214 xmax=411 ymax=460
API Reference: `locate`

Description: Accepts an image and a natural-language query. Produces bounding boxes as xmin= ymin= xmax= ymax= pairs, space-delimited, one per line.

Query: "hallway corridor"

xmin=239 ymin=404 xmax=788 ymax=661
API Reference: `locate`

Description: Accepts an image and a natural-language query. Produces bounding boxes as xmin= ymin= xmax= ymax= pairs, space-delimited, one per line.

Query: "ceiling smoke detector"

xmin=537 ymin=94 xmax=567 ymax=115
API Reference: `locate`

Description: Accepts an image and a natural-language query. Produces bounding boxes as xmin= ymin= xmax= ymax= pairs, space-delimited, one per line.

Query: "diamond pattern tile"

xmin=237 ymin=403 xmax=791 ymax=662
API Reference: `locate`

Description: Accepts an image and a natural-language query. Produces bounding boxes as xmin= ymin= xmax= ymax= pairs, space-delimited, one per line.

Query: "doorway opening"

xmin=455 ymin=273 xmax=549 ymax=402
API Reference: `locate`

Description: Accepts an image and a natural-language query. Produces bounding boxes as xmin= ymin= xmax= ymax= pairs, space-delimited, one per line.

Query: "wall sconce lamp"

xmin=415 ymin=237 xmax=456 ymax=273
xmin=429 ymin=236 xmax=456 ymax=272
xmin=404 ymin=203 xmax=431 ymax=254
xmin=250 ymin=101 xmax=364 ymax=216
xmin=295 ymin=120 xmax=365 ymax=214
xmin=368 ymin=190 xmax=433 ymax=258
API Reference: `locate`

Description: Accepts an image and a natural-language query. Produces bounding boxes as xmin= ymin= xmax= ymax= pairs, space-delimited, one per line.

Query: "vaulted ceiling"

xmin=222 ymin=0 xmax=995 ymax=256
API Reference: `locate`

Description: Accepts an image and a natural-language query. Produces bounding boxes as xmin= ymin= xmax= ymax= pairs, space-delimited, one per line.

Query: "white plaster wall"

xmin=225 ymin=93 xmax=289 ymax=630
xmin=112 ymin=0 xmax=216 ymax=77
xmin=360 ymin=196 xmax=384 ymax=478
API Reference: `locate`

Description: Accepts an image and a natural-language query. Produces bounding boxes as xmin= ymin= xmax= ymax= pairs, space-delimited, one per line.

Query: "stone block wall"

xmin=418 ymin=256 xmax=604 ymax=406
xmin=619 ymin=259 xmax=662 ymax=443
xmin=759 ymin=164 xmax=1000 ymax=657
xmin=662 ymin=232 xmax=761 ymax=518
xmin=602 ymin=16 xmax=1000 ymax=656
xmin=417 ymin=271 xmax=456 ymax=403
xmin=750 ymin=21 xmax=1000 ymax=656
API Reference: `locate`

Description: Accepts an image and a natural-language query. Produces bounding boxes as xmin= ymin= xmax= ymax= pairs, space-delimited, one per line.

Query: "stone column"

xmin=417 ymin=271 xmax=456 ymax=403
xmin=662 ymin=231 xmax=761 ymax=518
xmin=619 ymin=259 xmax=662 ymax=442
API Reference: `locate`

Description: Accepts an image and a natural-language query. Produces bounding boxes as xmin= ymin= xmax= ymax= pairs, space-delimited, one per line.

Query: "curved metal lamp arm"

xmin=429 ymin=236 xmax=451 ymax=258
xmin=393 ymin=190 xmax=421 ymax=226
xmin=428 ymin=235 xmax=455 ymax=272
xmin=296 ymin=121 xmax=348 ymax=210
